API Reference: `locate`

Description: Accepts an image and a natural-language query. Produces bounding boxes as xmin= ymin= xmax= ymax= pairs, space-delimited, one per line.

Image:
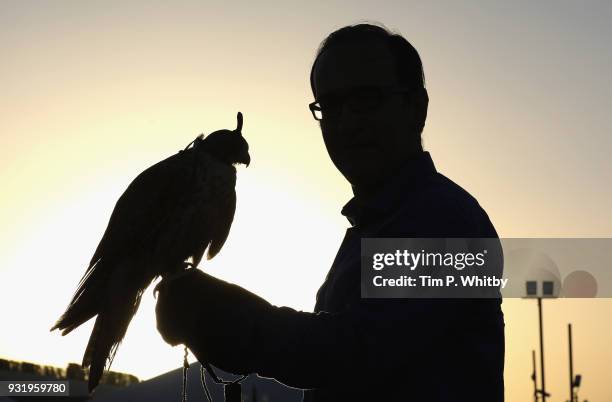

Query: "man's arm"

xmin=155 ymin=187 xmax=504 ymax=390
xmin=155 ymin=271 xmax=494 ymax=389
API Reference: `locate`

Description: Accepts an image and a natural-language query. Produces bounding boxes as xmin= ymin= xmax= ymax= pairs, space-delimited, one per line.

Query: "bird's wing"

xmin=64 ymin=150 xmax=191 ymax=312
xmin=89 ymin=148 xmax=197 ymax=267
xmin=54 ymin=149 xmax=197 ymax=326
xmin=205 ymin=162 xmax=237 ymax=260
xmin=176 ymin=156 xmax=237 ymax=267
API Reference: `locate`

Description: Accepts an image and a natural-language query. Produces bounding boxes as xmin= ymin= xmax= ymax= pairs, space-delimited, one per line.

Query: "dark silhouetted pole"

xmin=538 ymin=297 xmax=547 ymax=402
xmin=569 ymin=323 xmax=574 ymax=402
xmin=532 ymin=350 xmax=539 ymax=402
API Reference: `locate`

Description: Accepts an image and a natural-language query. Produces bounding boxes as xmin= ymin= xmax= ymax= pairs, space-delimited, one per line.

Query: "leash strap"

xmin=182 ymin=347 xmax=247 ymax=402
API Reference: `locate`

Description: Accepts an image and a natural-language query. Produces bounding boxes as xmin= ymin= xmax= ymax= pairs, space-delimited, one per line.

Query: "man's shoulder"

xmin=386 ymin=172 xmax=497 ymax=237
xmin=424 ymin=172 xmax=485 ymax=213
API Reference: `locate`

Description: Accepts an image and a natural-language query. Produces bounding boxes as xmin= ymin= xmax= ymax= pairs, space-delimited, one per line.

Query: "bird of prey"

xmin=51 ymin=112 xmax=250 ymax=392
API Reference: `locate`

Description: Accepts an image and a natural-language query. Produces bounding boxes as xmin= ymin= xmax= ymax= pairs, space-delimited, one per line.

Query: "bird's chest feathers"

xmin=190 ymin=153 xmax=236 ymax=201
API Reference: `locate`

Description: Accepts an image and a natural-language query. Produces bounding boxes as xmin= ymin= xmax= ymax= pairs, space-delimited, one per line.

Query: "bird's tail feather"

xmin=52 ymin=258 xmax=150 ymax=392
xmin=50 ymin=259 xmax=107 ymax=335
xmin=82 ymin=286 xmax=145 ymax=392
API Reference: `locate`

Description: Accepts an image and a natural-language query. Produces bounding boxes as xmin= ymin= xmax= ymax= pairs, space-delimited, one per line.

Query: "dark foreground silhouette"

xmin=156 ymin=23 xmax=504 ymax=402
xmin=51 ymin=113 xmax=250 ymax=392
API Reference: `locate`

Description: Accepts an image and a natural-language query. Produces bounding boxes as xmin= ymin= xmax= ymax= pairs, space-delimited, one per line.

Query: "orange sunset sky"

xmin=1 ymin=1 xmax=611 ymax=401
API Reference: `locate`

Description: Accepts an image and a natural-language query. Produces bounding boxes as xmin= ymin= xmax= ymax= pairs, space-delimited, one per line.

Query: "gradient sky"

xmin=1 ymin=1 xmax=611 ymax=401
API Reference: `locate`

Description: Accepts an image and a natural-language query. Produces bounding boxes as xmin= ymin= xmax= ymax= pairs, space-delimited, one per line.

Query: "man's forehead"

xmin=313 ymin=38 xmax=399 ymax=97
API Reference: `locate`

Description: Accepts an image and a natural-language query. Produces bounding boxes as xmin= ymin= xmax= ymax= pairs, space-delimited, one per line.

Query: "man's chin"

xmin=342 ymin=166 xmax=383 ymax=191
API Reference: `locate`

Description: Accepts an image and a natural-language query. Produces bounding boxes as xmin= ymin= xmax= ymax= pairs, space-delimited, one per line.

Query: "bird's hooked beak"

xmin=238 ymin=150 xmax=251 ymax=167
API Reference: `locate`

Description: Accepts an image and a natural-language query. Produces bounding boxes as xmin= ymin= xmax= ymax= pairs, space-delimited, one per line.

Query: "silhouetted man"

xmin=155 ymin=23 xmax=505 ymax=402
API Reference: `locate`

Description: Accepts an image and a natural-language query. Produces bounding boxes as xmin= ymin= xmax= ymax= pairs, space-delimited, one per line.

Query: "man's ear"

xmin=402 ymin=87 xmax=429 ymax=134
xmin=411 ymin=88 xmax=429 ymax=133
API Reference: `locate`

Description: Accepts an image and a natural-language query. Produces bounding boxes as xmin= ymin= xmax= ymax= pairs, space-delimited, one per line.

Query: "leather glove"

xmin=154 ymin=268 xmax=273 ymax=373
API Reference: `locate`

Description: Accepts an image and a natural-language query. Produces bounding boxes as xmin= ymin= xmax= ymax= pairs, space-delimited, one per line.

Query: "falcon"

xmin=51 ymin=112 xmax=250 ymax=392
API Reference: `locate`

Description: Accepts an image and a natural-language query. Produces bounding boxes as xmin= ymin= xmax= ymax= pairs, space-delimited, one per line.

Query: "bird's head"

xmin=198 ymin=112 xmax=250 ymax=167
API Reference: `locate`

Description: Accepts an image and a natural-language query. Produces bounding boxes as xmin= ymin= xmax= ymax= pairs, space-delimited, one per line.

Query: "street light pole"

xmin=532 ymin=350 xmax=539 ymax=402
xmin=569 ymin=323 xmax=574 ymax=402
xmin=525 ymin=280 xmax=555 ymax=402
xmin=538 ymin=297 xmax=547 ymax=402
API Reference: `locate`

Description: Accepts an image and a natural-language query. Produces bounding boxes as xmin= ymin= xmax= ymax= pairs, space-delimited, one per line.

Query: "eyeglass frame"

xmin=308 ymin=86 xmax=416 ymax=121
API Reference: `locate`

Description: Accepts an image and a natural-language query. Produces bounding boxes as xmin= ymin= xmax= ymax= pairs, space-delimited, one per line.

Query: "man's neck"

xmin=351 ymin=150 xmax=425 ymax=200
xmin=351 ymin=181 xmax=383 ymax=200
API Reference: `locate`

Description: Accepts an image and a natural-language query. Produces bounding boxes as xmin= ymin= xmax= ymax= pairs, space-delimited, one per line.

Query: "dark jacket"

xmin=206 ymin=152 xmax=505 ymax=402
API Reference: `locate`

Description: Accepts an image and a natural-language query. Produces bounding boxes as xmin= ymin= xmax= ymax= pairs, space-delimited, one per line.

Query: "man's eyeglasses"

xmin=308 ymin=86 xmax=414 ymax=121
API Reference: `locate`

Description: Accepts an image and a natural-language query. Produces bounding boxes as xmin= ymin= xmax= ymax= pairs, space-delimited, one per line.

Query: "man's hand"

xmin=154 ymin=268 xmax=272 ymax=371
xmin=154 ymin=269 xmax=204 ymax=346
